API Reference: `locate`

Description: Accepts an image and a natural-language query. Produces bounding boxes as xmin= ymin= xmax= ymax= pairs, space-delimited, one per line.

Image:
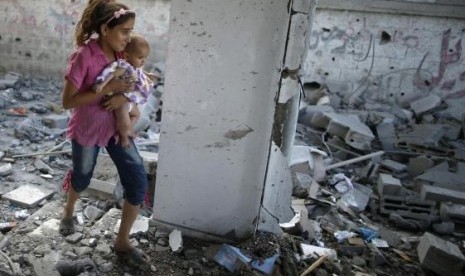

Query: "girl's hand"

xmin=102 ymin=94 xmax=129 ymax=111
xmin=102 ymin=78 xmax=134 ymax=95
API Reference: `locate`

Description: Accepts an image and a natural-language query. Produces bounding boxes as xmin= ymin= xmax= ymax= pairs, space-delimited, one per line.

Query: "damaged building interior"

xmin=0 ymin=0 xmax=465 ymax=275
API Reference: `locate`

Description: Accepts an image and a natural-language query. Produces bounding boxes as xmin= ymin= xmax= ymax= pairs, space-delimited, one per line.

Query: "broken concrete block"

xmin=29 ymin=218 xmax=61 ymax=238
xmin=410 ymin=94 xmax=441 ymax=116
xmin=290 ymin=145 xmax=327 ymax=182
xmin=376 ymin=122 xmax=396 ymax=151
xmin=415 ymin=162 xmax=465 ymax=189
xmin=139 ymin=150 xmax=158 ymax=176
xmin=440 ymin=202 xmax=465 ymax=222
xmin=377 ymin=173 xmax=401 ymax=196
xmin=2 ymin=185 xmax=54 ymax=208
xmin=408 ymin=156 xmax=434 ymax=177
xmin=0 ymin=163 xmax=12 ymax=176
xmin=432 ymin=221 xmax=455 ymax=235
xmin=42 ymin=114 xmax=69 ymax=130
xmin=398 ymin=124 xmax=446 ymax=147
xmin=114 ymin=215 xmax=150 ymax=236
xmin=324 ymin=113 xmax=374 ymax=150
xmin=169 ymin=229 xmax=183 ymax=252
xmin=380 ymin=159 xmax=407 ymax=173
xmin=417 ymin=232 xmax=465 ymax=276
xmin=298 ymin=105 xmax=334 ymax=127
xmin=379 ymin=228 xmax=402 ymax=247
xmin=421 ymin=185 xmax=465 ymax=205
xmin=379 ymin=195 xmax=437 ymax=220
xmin=441 ymin=122 xmax=462 ymax=140
xmin=440 ymin=99 xmax=465 ymax=121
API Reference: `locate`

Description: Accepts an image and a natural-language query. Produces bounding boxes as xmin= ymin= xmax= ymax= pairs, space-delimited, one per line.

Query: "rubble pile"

xmin=283 ymin=85 xmax=465 ymax=275
xmin=1 ymin=69 xmax=465 ymax=276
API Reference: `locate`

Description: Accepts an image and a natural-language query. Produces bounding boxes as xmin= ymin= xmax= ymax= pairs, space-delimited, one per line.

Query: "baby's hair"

xmin=75 ymin=0 xmax=135 ymax=46
xmin=125 ymin=33 xmax=150 ymax=55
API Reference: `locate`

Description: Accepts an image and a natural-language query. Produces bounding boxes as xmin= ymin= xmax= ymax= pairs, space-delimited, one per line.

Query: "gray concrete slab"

xmin=2 ymin=184 xmax=54 ymax=208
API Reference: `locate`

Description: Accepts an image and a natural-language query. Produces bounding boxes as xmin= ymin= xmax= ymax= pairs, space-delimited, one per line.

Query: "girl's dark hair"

xmin=75 ymin=0 xmax=135 ymax=46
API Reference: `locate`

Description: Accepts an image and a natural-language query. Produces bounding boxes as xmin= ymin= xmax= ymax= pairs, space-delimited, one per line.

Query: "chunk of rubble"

xmin=410 ymin=94 xmax=441 ymax=116
xmin=377 ymin=173 xmax=402 ymax=196
xmin=2 ymin=184 xmax=54 ymax=208
xmin=417 ymin=232 xmax=465 ymax=276
xmin=0 ymin=163 xmax=12 ymax=176
xmin=397 ymin=124 xmax=446 ymax=147
xmin=169 ymin=229 xmax=183 ymax=252
xmin=312 ymin=112 xmax=374 ymax=150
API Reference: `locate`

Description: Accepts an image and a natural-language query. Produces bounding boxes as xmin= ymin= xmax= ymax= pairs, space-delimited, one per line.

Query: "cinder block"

xmin=410 ymin=94 xmax=441 ymax=116
xmin=42 ymin=114 xmax=69 ymax=129
xmin=417 ymin=232 xmax=465 ymax=276
xmin=379 ymin=195 xmax=437 ymax=221
xmin=377 ymin=173 xmax=402 ymax=196
xmin=380 ymin=159 xmax=407 ymax=173
xmin=421 ymin=185 xmax=465 ymax=205
xmin=440 ymin=202 xmax=465 ymax=222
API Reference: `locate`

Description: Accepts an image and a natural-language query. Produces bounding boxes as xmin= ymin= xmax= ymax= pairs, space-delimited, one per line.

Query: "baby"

xmin=94 ymin=33 xmax=154 ymax=148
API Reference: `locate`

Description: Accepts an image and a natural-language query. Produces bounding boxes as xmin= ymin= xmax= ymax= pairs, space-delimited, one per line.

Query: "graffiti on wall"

xmin=306 ymin=15 xmax=465 ymax=104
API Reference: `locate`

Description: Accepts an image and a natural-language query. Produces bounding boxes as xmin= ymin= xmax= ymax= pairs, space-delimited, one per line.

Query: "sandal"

xmin=113 ymin=247 xmax=150 ymax=265
xmin=59 ymin=217 xmax=75 ymax=236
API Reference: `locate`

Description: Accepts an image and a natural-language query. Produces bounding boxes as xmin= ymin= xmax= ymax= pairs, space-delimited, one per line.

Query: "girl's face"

xmin=102 ymin=18 xmax=135 ymax=53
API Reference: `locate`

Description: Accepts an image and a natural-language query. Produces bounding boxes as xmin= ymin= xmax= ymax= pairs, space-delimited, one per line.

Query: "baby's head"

xmin=124 ymin=33 xmax=150 ymax=68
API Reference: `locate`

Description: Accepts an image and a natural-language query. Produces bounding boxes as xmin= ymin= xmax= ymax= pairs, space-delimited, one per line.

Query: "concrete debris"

xmin=2 ymin=184 xmax=54 ymax=208
xmin=168 ymin=229 xmax=183 ymax=252
xmin=377 ymin=173 xmax=402 ymax=196
xmin=0 ymin=163 xmax=12 ymax=176
xmin=410 ymin=94 xmax=442 ymax=116
xmin=417 ymin=232 xmax=465 ymax=276
xmin=311 ymin=112 xmax=375 ymax=150
xmin=295 ymin=87 xmax=465 ymax=275
xmin=0 ymin=56 xmax=463 ymax=276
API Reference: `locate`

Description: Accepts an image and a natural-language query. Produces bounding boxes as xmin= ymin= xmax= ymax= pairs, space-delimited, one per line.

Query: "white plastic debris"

xmin=334 ymin=231 xmax=357 ymax=243
xmin=300 ymin=243 xmax=338 ymax=261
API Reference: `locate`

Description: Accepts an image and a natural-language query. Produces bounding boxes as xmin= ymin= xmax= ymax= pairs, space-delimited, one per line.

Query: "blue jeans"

xmin=71 ymin=137 xmax=148 ymax=205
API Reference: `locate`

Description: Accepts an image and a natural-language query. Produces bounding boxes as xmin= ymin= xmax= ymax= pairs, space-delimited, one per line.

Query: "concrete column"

xmin=152 ymin=0 xmax=315 ymax=239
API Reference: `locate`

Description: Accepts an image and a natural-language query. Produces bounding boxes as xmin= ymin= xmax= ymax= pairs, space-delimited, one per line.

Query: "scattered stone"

xmin=169 ymin=229 xmax=183 ymax=252
xmin=377 ymin=173 xmax=402 ymax=196
xmin=66 ymin=232 xmax=84 ymax=244
xmin=0 ymin=163 xmax=12 ymax=176
xmin=417 ymin=232 xmax=465 ymax=276
xmin=2 ymin=185 xmax=54 ymax=208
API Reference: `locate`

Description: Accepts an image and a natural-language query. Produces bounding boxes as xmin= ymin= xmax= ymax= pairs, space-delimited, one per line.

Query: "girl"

xmin=93 ymin=33 xmax=154 ymax=148
xmin=60 ymin=0 xmax=150 ymax=264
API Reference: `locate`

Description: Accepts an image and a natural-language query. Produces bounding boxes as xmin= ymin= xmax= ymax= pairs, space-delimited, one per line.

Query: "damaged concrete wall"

xmin=152 ymin=0 xmax=293 ymax=239
xmin=0 ymin=0 xmax=170 ymax=77
xmin=303 ymin=1 xmax=465 ymax=107
xmin=258 ymin=0 xmax=317 ymax=233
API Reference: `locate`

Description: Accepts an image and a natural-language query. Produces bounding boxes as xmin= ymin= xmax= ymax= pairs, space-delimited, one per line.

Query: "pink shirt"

xmin=65 ymin=40 xmax=122 ymax=147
